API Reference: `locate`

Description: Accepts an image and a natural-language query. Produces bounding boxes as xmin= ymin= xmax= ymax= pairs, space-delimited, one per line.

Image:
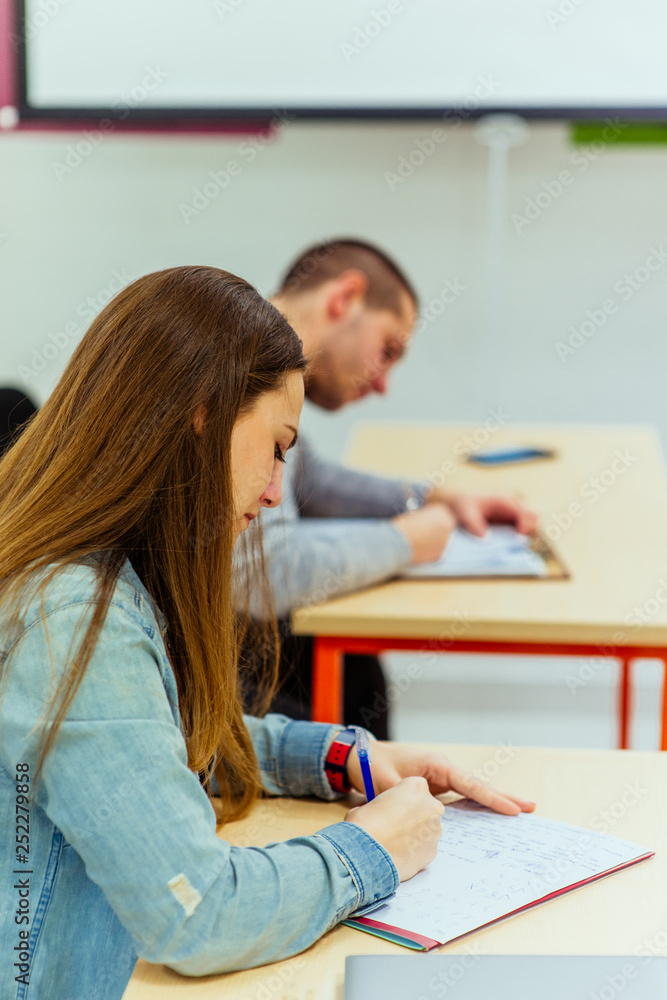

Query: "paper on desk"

xmin=400 ymin=526 xmax=548 ymax=578
xmin=350 ymin=800 xmax=652 ymax=944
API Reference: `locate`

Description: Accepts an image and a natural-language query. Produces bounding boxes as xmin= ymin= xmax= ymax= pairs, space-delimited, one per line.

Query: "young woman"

xmin=0 ymin=266 xmax=534 ymax=1000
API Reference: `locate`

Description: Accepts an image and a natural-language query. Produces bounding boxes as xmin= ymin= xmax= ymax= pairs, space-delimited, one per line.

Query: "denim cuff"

xmin=315 ymin=820 xmax=399 ymax=915
xmin=275 ymin=718 xmax=346 ymax=800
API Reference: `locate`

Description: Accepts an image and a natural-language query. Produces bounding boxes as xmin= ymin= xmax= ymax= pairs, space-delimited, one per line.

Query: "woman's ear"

xmin=193 ymin=404 xmax=206 ymax=436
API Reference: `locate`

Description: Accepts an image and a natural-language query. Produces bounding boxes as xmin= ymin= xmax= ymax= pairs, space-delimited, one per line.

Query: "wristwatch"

xmin=324 ymin=725 xmax=377 ymax=793
xmin=324 ymin=726 xmax=357 ymax=793
xmin=402 ymin=481 xmax=430 ymax=511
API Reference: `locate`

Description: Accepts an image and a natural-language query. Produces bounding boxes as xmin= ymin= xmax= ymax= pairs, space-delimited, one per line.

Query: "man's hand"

xmin=425 ymin=488 xmax=538 ymax=538
xmin=392 ymin=504 xmax=456 ymax=564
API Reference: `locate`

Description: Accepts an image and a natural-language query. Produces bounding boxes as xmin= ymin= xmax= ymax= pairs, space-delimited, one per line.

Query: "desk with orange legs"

xmin=292 ymin=426 xmax=667 ymax=750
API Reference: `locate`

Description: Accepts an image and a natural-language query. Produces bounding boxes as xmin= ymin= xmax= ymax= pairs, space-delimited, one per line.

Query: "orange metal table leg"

xmin=307 ymin=633 xmax=667 ymax=749
xmin=618 ymin=658 xmax=632 ymax=750
xmin=311 ymin=637 xmax=344 ymax=723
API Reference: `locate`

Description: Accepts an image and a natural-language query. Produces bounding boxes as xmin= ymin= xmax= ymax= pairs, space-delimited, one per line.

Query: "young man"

xmin=238 ymin=239 xmax=536 ymax=738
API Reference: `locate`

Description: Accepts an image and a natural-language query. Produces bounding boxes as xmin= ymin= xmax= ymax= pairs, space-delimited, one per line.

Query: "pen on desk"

xmin=354 ymin=726 xmax=375 ymax=801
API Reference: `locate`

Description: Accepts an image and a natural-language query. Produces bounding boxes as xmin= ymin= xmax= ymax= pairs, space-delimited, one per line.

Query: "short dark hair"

xmin=276 ymin=238 xmax=419 ymax=313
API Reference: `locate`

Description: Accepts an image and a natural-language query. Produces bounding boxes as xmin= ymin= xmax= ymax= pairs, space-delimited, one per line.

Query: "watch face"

xmin=405 ymin=496 xmax=421 ymax=511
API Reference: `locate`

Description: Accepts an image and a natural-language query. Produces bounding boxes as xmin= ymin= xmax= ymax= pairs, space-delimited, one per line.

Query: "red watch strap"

xmin=324 ymin=728 xmax=356 ymax=793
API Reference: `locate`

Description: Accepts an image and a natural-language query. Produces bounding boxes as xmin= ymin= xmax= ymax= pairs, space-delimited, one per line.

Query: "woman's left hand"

xmin=346 ymin=740 xmax=536 ymax=816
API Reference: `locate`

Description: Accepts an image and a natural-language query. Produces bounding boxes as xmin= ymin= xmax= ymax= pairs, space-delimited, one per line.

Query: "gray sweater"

xmin=235 ymin=436 xmax=421 ymax=619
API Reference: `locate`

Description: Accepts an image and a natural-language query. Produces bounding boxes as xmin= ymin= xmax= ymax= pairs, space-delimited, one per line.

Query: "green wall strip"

xmin=572 ymin=121 xmax=667 ymax=145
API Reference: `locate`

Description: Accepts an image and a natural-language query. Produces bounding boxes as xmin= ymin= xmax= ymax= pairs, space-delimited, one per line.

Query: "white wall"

xmin=1 ymin=118 xmax=666 ymax=461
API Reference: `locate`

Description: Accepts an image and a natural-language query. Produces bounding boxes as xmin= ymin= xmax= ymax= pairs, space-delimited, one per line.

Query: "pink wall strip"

xmin=0 ymin=0 xmax=17 ymax=110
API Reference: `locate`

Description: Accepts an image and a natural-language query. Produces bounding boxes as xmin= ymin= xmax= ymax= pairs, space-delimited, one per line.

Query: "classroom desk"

xmin=122 ymin=743 xmax=667 ymax=999
xmin=291 ymin=425 xmax=667 ymax=750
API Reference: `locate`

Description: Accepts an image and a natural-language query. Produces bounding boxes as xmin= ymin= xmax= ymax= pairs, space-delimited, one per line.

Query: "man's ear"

xmin=325 ymin=269 xmax=369 ymax=321
xmin=193 ymin=404 xmax=207 ymax=436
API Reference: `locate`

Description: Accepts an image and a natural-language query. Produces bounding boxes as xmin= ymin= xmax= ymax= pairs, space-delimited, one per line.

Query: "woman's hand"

xmin=345 ymin=777 xmax=444 ymax=881
xmin=346 ymin=739 xmax=536 ymax=816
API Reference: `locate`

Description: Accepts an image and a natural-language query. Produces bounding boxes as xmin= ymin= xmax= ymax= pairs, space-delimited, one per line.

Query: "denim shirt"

xmin=0 ymin=556 xmax=399 ymax=1000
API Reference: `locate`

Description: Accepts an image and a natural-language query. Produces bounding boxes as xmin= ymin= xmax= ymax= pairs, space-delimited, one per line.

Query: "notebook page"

xmin=401 ymin=527 xmax=548 ymax=578
xmin=365 ymin=800 xmax=651 ymax=942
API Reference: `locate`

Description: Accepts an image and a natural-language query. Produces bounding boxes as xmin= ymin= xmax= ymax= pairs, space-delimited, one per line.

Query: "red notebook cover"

xmin=345 ymin=853 xmax=654 ymax=950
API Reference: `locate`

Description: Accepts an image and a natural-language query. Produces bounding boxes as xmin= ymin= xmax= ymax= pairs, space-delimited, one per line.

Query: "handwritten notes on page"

xmin=357 ymin=799 xmax=652 ymax=944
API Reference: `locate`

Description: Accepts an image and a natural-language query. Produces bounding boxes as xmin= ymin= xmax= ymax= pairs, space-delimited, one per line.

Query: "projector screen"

xmin=17 ymin=0 xmax=667 ymax=120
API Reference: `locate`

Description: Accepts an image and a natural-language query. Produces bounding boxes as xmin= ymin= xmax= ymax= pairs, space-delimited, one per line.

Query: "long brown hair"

xmin=0 ymin=265 xmax=306 ymax=822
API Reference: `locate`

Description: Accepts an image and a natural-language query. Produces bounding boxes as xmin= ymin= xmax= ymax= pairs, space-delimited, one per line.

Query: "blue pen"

xmin=354 ymin=726 xmax=375 ymax=801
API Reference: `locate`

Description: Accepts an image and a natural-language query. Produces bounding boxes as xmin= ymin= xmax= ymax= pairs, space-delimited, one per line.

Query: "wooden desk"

xmin=122 ymin=743 xmax=667 ymax=999
xmin=291 ymin=425 xmax=667 ymax=749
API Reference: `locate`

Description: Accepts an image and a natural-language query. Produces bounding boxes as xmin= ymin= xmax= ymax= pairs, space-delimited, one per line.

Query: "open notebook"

xmin=399 ymin=526 xmax=567 ymax=579
xmin=344 ymin=800 xmax=653 ymax=950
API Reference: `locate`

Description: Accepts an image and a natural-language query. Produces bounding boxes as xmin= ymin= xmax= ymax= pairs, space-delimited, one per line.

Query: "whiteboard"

xmin=20 ymin=0 xmax=667 ymax=118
